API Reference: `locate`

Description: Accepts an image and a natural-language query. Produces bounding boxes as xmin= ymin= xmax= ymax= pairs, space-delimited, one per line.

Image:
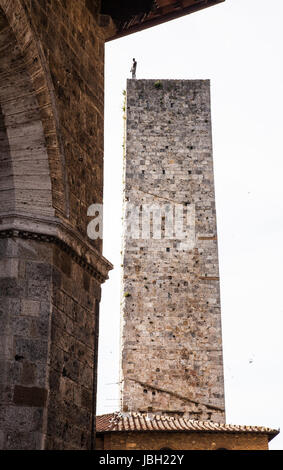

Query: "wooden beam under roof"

xmin=101 ymin=0 xmax=225 ymax=42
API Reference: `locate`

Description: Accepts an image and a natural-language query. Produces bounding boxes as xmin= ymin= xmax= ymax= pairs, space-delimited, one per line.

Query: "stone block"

xmin=0 ymin=278 xmax=26 ymax=298
xmin=0 ymin=405 xmax=43 ymax=433
xmin=26 ymin=261 xmax=52 ymax=282
xmin=4 ymin=431 xmax=42 ymax=450
xmin=0 ymin=336 xmax=14 ymax=359
xmin=27 ymin=279 xmax=51 ymax=302
xmin=21 ymin=299 xmax=41 ymax=317
xmin=0 ymin=240 xmax=8 ymax=257
xmin=0 ymin=430 xmax=4 ymax=449
xmin=15 ymin=338 xmax=48 ymax=362
xmin=11 ymin=316 xmax=31 ymax=337
xmin=13 ymin=385 xmax=47 ymax=407
xmin=21 ymin=362 xmax=36 ymax=385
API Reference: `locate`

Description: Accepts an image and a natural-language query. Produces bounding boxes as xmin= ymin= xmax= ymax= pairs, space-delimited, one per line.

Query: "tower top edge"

xmin=126 ymin=79 xmax=211 ymax=83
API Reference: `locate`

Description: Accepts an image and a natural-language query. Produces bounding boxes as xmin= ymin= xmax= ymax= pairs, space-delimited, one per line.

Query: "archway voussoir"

xmin=0 ymin=0 xmax=68 ymax=218
xmin=41 ymin=117 xmax=57 ymax=134
xmin=0 ymin=0 xmax=15 ymax=15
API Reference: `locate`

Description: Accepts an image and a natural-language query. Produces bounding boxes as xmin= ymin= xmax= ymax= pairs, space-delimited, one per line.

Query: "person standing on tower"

xmin=130 ymin=58 xmax=137 ymax=79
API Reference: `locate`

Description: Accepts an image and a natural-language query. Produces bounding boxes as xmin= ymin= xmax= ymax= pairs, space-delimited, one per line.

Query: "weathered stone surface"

xmin=0 ymin=234 xmax=102 ymax=449
xmin=13 ymin=386 xmax=48 ymax=407
xmin=0 ymin=260 xmax=19 ymax=278
xmin=21 ymin=300 xmax=41 ymax=318
xmin=0 ymin=0 xmax=112 ymax=450
xmin=98 ymin=430 xmax=270 ymax=451
xmin=121 ymin=80 xmax=225 ymax=422
xmin=17 ymin=0 xmax=105 ymax=242
xmin=0 ymin=18 xmax=54 ymax=217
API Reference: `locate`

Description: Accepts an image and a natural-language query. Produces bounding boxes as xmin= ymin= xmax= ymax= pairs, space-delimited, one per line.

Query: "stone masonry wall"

xmin=20 ymin=0 xmax=105 ymax=250
xmin=0 ymin=235 xmax=101 ymax=450
xmin=0 ymin=238 xmax=52 ymax=450
xmin=0 ymin=1 xmax=112 ymax=449
xmin=121 ymin=80 xmax=225 ymax=422
xmin=98 ymin=431 xmax=269 ymax=451
xmin=46 ymin=242 xmax=101 ymax=450
xmin=0 ymin=11 xmax=54 ymax=217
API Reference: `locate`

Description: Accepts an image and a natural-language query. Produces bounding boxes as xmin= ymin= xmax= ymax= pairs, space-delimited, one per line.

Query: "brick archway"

xmin=0 ymin=0 xmax=68 ymax=217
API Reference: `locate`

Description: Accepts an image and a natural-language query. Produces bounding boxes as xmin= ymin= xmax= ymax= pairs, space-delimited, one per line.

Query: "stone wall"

xmin=0 ymin=234 xmax=105 ymax=449
xmin=0 ymin=238 xmax=52 ymax=450
xmin=46 ymin=241 xmax=101 ymax=450
xmin=20 ymin=0 xmax=106 ymax=244
xmin=97 ymin=431 xmax=269 ymax=450
xmin=121 ymin=79 xmax=225 ymax=422
xmin=0 ymin=13 xmax=54 ymax=217
xmin=0 ymin=0 xmax=112 ymax=449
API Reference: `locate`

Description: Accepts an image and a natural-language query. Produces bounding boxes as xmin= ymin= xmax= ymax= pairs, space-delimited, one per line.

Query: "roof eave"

xmin=106 ymin=0 xmax=225 ymax=42
xmin=96 ymin=429 xmax=280 ymax=441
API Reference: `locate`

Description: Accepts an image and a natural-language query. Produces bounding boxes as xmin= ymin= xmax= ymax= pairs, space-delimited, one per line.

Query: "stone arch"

xmin=0 ymin=0 xmax=68 ymax=217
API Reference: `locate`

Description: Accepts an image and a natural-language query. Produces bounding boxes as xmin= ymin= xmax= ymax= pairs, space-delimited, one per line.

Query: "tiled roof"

xmin=96 ymin=412 xmax=279 ymax=441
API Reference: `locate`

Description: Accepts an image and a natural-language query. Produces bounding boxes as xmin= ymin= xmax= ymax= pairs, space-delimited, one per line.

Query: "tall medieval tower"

xmin=121 ymin=79 xmax=225 ymax=423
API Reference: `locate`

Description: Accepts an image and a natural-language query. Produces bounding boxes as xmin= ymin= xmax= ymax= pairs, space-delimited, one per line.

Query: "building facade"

xmin=96 ymin=412 xmax=278 ymax=450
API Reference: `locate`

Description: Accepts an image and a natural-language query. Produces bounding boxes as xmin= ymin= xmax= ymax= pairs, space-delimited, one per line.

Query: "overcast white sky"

xmin=97 ymin=0 xmax=283 ymax=450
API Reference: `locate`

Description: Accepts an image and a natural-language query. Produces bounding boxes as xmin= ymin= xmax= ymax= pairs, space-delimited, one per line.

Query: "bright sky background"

xmin=97 ymin=0 xmax=283 ymax=450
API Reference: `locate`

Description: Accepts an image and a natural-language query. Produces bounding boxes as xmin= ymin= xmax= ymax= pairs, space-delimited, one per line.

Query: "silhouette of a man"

xmin=131 ymin=58 xmax=137 ymax=79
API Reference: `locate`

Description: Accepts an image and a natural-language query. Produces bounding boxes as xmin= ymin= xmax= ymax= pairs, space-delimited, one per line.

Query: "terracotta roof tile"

xmin=96 ymin=412 xmax=279 ymax=441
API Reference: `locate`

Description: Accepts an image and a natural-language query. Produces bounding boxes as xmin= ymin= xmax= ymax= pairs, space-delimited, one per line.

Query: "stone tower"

xmin=121 ymin=79 xmax=225 ymax=422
